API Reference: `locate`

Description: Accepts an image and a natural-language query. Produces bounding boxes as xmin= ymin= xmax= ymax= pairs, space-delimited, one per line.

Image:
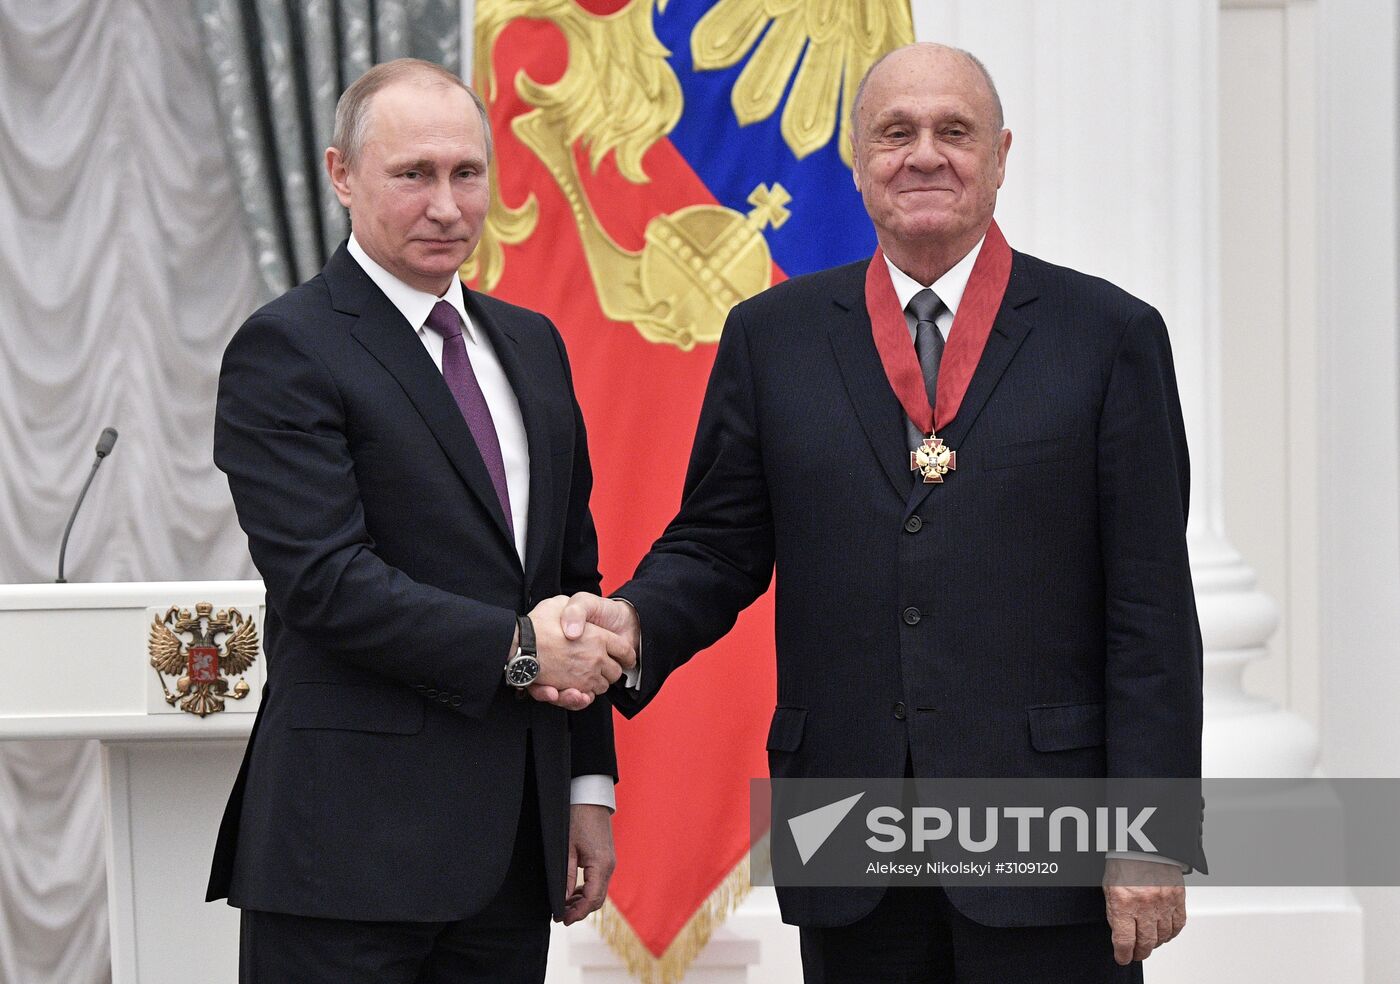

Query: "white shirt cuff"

xmin=570 ymin=774 xmax=616 ymax=812
xmin=610 ymin=596 xmax=642 ymax=690
xmin=1106 ymin=850 xmax=1189 ymax=872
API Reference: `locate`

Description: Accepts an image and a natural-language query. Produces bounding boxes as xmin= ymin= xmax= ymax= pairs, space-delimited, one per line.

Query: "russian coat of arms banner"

xmin=470 ymin=2 xmax=912 ymax=978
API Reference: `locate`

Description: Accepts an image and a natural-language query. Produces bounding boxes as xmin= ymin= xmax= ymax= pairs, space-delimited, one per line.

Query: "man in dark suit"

xmin=207 ymin=59 xmax=633 ymax=983
xmin=555 ymin=43 xmax=1204 ymax=981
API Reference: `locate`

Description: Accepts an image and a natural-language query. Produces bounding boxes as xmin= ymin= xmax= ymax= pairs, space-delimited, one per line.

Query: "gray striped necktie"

xmin=904 ymin=288 xmax=945 ymax=451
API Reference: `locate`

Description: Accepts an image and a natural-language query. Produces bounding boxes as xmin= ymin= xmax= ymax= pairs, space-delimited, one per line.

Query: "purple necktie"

xmin=424 ymin=301 xmax=513 ymax=534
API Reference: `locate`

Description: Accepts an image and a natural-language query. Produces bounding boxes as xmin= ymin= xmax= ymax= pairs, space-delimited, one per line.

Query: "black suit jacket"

xmin=206 ymin=244 xmax=614 ymax=922
xmin=614 ymin=251 xmax=1204 ymax=929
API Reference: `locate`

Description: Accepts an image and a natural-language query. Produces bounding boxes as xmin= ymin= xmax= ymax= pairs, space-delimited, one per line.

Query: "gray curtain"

xmin=1 ymin=3 xmax=462 ymax=980
xmin=192 ymin=0 xmax=462 ymax=297
xmin=0 ymin=0 xmax=265 ymax=979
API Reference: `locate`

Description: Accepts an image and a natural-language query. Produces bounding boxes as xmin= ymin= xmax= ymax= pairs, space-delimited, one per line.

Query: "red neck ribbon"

xmin=865 ymin=220 xmax=1013 ymax=435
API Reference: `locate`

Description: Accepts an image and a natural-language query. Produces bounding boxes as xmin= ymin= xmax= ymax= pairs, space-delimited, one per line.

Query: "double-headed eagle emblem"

xmin=148 ymin=602 xmax=258 ymax=717
xmin=911 ymin=435 xmax=957 ymax=484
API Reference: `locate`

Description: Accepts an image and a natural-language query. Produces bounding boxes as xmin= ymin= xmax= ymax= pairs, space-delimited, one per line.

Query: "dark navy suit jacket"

xmin=614 ymin=250 xmax=1205 ymax=929
xmin=206 ymin=244 xmax=614 ymax=922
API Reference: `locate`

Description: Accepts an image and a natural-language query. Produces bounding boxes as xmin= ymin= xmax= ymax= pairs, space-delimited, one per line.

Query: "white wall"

xmin=1315 ymin=2 xmax=1400 ymax=983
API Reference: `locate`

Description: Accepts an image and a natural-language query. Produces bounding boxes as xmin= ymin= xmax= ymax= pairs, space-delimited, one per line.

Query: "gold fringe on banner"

xmin=593 ymin=839 xmax=772 ymax=983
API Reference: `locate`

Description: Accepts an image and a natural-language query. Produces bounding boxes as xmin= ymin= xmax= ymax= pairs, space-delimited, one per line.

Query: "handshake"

xmin=521 ymin=594 xmax=641 ymax=710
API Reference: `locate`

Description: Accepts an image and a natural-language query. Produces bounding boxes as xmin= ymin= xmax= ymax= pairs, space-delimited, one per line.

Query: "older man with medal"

xmin=551 ymin=43 xmax=1205 ymax=982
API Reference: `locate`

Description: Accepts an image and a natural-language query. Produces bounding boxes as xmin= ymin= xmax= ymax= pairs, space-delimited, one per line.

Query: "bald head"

xmin=852 ymin=43 xmax=1004 ymax=135
xmin=848 ymin=42 xmax=1012 ymax=285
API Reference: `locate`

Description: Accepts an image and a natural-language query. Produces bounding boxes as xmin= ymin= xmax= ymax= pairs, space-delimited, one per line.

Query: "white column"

xmin=912 ymin=0 xmax=1320 ymax=778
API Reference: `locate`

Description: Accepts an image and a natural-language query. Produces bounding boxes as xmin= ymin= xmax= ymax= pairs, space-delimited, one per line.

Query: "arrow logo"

xmin=788 ymin=792 xmax=865 ymax=864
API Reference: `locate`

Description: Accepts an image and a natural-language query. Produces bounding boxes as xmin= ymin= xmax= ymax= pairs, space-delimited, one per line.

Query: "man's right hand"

xmin=526 ymin=593 xmax=641 ymax=710
xmin=523 ymin=596 xmax=632 ymax=709
xmin=560 ymin=593 xmax=641 ymax=653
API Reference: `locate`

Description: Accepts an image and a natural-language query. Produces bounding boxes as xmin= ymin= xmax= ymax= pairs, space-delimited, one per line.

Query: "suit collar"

xmin=346 ymin=234 xmax=476 ymax=342
xmin=324 ymin=242 xmax=378 ymax=318
xmin=827 ymin=251 xmax=1042 ymax=504
xmin=905 ymin=251 xmax=1040 ymax=515
xmin=333 ymin=245 xmax=520 ymax=564
xmin=933 ymin=250 xmax=1040 ymax=444
xmin=828 ymin=263 xmax=911 ymax=499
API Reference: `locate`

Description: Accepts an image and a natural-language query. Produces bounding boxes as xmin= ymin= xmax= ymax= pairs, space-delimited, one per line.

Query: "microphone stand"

xmin=56 ymin=428 xmax=118 ymax=583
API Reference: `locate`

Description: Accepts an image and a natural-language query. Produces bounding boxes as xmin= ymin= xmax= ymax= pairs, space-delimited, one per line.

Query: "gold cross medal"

xmin=911 ymin=435 xmax=957 ymax=484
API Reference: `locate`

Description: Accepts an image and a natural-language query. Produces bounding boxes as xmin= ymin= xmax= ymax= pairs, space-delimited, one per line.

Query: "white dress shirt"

xmin=348 ymin=235 xmax=614 ymax=812
xmin=883 ymin=234 xmax=984 ymax=344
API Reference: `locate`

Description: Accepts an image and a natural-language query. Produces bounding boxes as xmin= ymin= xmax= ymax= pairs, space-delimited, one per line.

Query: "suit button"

xmin=904 ymin=516 xmax=922 ymax=533
xmin=902 ymin=607 xmax=921 ymax=625
xmin=414 ymin=684 xmax=427 ymax=693
xmin=893 ymin=701 xmax=907 ymax=720
xmin=426 ymin=688 xmax=438 ymax=698
xmin=450 ymin=695 xmax=463 ymax=707
xmin=438 ymin=693 xmax=450 ymax=704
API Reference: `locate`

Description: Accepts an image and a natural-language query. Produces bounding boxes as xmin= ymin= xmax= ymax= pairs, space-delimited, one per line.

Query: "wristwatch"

xmin=505 ymin=615 xmax=541 ymax=688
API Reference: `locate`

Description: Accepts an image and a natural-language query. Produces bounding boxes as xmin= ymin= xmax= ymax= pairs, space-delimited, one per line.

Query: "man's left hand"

xmin=563 ymin=804 xmax=615 ymax=926
xmin=1103 ymin=857 xmax=1186 ymax=964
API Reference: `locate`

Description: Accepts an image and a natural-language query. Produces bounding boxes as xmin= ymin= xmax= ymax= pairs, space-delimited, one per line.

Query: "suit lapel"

xmin=326 ymin=248 xmax=518 ymax=558
xmin=906 ymin=252 xmax=1041 ymax=516
xmin=827 ymin=268 xmax=914 ymax=500
xmin=465 ymin=291 xmax=553 ymax=588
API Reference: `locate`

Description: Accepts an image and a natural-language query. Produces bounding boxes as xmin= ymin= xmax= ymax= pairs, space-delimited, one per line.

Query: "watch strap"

xmin=516 ymin=614 xmax=536 ymax=657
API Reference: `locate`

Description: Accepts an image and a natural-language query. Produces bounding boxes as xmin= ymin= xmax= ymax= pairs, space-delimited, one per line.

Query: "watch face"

xmin=506 ymin=656 xmax=540 ymax=687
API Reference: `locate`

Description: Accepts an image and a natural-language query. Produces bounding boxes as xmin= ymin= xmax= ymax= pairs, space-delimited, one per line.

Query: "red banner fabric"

xmin=475 ymin=15 xmax=777 ymax=965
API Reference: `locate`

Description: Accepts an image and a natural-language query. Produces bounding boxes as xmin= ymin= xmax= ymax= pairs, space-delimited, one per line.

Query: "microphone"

xmin=56 ymin=427 xmax=119 ymax=583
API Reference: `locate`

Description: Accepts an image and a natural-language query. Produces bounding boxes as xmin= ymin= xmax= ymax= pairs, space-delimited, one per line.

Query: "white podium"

xmin=0 ymin=581 xmax=265 ymax=984
xmin=0 ymin=581 xmax=765 ymax=984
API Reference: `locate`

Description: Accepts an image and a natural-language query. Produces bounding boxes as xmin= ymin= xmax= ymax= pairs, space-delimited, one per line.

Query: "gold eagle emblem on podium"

xmin=148 ymin=602 xmax=259 ymax=717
